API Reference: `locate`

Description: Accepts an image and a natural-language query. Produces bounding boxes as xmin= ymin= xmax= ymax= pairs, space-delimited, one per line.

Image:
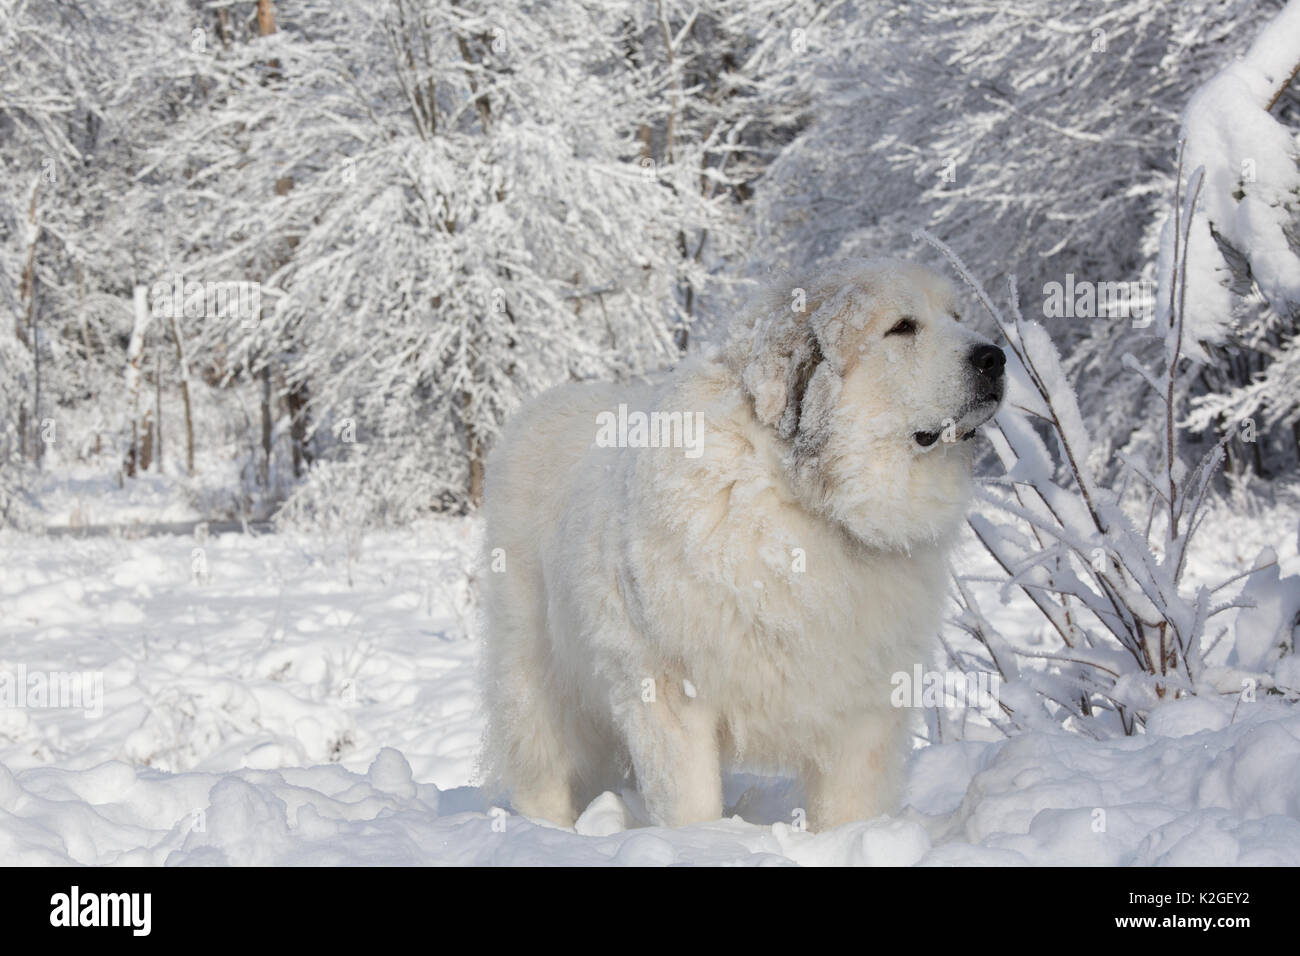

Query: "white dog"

xmin=480 ymin=259 xmax=1005 ymax=830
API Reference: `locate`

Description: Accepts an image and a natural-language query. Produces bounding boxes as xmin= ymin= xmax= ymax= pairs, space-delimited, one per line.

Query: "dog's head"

xmin=728 ymin=258 xmax=1005 ymax=551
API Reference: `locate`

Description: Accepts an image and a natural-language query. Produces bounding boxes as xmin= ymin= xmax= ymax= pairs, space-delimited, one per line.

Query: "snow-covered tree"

xmin=1 ymin=0 xmax=207 ymax=514
xmin=612 ymin=0 xmax=841 ymax=343
xmin=1170 ymin=1 xmax=1300 ymax=478
xmin=752 ymin=0 xmax=1295 ymax=474
xmin=139 ymin=0 xmax=823 ymax=516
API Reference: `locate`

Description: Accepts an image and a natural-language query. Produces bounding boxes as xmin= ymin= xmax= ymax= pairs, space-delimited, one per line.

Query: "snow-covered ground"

xmin=2 ymin=495 xmax=1298 ymax=866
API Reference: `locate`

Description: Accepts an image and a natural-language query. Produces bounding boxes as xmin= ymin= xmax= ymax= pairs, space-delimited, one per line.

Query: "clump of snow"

xmin=1231 ymin=552 xmax=1300 ymax=672
xmin=1144 ymin=696 xmax=1233 ymax=737
xmin=1166 ymin=0 xmax=1300 ymax=346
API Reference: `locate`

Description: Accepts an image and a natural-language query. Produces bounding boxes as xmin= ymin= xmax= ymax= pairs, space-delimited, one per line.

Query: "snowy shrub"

xmin=273 ymin=455 xmax=399 ymax=584
xmin=0 ymin=458 xmax=36 ymax=531
xmin=924 ymin=2 xmax=1300 ymax=739
xmin=927 ymin=194 xmax=1300 ymax=736
xmin=276 ymin=451 xmax=456 ymax=531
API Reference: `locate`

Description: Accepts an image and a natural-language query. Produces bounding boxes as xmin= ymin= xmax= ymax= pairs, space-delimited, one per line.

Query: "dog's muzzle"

xmin=912 ymin=345 xmax=1006 ymax=447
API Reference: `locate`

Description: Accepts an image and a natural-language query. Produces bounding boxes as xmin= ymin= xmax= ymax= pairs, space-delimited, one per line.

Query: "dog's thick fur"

xmin=480 ymin=259 xmax=1004 ymax=830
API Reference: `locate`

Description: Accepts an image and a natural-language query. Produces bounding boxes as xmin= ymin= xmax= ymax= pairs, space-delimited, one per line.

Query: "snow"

xmin=1232 ymin=553 xmax=1300 ymax=672
xmin=3 ymin=513 xmax=1298 ymax=866
xmin=1171 ymin=0 xmax=1300 ymax=345
xmin=3 ymin=0 xmax=1297 ymax=869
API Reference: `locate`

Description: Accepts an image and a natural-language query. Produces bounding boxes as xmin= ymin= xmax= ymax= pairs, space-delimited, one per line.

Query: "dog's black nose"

xmin=969 ymin=344 xmax=1005 ymax=376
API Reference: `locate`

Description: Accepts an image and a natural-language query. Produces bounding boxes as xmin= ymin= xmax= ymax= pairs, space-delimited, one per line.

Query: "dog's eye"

xmin=885 ymin=317 xmax=918 ymax=337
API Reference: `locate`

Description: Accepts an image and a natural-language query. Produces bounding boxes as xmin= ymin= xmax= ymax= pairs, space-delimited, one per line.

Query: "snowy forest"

xmin=5 ymin=0 xmax=1299 ymax=525
xmin=1 ymin=0 xmax=1300 ymax=867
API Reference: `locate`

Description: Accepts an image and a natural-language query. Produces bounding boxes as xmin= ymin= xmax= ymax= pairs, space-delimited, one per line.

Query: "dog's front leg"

xmin=805 ymin=708 xmax=907 ymax=831
xmin=619 ymin=682 xmax=723 ymax=827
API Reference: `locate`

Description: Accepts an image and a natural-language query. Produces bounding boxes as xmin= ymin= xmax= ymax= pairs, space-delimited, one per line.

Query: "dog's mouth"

xmin=912 ymin=390 xmax=1003 ymax=448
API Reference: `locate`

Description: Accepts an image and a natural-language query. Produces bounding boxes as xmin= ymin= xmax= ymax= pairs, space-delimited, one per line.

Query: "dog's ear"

xmin=741 ymin=311 xmax=826 ymax=440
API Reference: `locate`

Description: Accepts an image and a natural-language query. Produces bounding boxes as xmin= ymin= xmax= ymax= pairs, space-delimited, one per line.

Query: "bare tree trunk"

xmin=255 ymin=0 xmax=304 ymax=491
xmin=654 ymin=0 xmax=679 ymax=166
xmin=256 ymin=0 xmax=275 ymax=36
xmin=215 ymin=6 xmax=232 ymax=48
xmin=460 ymin=389 xmax=484 ymax=508
xmin=19 ymin=179 xmax=39 ymax=462
xmin=467 ymin=431 xmax=485 ymax=507
xmin=30 ymin=278 xmax=42 ymax=468
xmin=259 ymin=363 xmax=273 ymax=487
xmin=287 ymin=380 xmax=312 ymax=478
xmin=124 ymin=286 xmax=154 ymax=477
xmin=17 ymin=183 xmax=38 ymax=343
xmin=154 ymin=347 xmax=163 ymax=471
xmin=248 ymin=2 xmax=278 ymax=491
xmin=169 ymin=312 xmax=195 ymax=475
xmin=139 ymin=408 xmax=153 ymax=473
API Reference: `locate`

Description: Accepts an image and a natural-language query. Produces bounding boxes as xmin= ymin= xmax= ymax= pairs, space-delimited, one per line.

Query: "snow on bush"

xmin=924 ymin=208 xmax=1300 ymax=736
xmin=921 ymin=3 xmax=1300 ymax=740
xmin=1173 ymin=0 xmax=1300 ymax=452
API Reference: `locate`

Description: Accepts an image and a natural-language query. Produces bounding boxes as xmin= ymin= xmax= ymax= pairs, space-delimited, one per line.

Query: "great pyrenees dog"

xmin=481 ymin=258 xmax=1005 ymax=830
